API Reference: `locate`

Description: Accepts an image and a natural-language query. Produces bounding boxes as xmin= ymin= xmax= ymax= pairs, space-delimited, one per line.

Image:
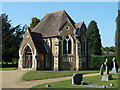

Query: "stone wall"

xmin=19 ymin=29 xmax=36 ymax=55
xmin=59 ymin=21 xmax=77 ymax=70
xmin=37 ymin=54 xmax=44 ymax=69
xmin=43 ymin=38 xmax=57 ymax=69
xmin=18 ymin=29 xmax=37 ymax=70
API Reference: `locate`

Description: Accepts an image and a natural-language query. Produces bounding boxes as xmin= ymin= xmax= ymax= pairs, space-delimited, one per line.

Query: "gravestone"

xmin=104 ymin=58 xmax=109 ymax=74
xmin=100 ymin=64 xmax=104 ymax=75
xmin=46 ymin=84 xmax=50 ymax=87
xmin=111 ymin=57 xmax=117 ymax=73
xmin=102 ymin=58 xmax=113 ymax=81
xmin=72 ymin=73 xmax=83 ymax=85
xmin=102 ymin=74 xmax=113 ymax=81
xmin=118 ymin=68 xmax=120 ymax=73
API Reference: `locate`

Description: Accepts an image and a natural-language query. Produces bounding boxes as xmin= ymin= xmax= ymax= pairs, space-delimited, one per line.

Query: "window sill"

xmin=62 ymin=54 xmax=75 ymax=56
xmin=80 ymin=55 xmax=87 ymax=57
xmin=63 ymin=60 xmax=72 ymax=62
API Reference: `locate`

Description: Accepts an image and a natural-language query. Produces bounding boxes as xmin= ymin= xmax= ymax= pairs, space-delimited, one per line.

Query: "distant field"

xmin=22 ymin=70 xmax=99 ymax=81
xmin=32 ymin=74 xmax=118 ymax=88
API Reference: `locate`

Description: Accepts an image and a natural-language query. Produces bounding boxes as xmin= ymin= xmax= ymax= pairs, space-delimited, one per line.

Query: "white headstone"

xmin=100 ymin=64 xmax=104 ymax=75
xmin=111 ymin=57 xmax=117 ymax=73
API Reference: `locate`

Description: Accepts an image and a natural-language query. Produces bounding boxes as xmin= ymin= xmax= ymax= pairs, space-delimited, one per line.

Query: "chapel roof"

xmin=31 ymin=10 xmax=75 ymax=37
xmin=74 ymin=21 xmax=84 ymax=29
xmin=75 ymin=23 xmax=81 ymax=29
xmin=29 ymin=29 xmax=48 ymax=54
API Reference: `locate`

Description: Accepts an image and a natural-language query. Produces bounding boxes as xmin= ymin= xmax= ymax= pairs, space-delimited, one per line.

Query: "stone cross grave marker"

xmin=104 ymin=58 xmax=109 ymax=74
xmin=100 ymin=64 xmax=104 ymax=75
xmin=102 ymin=58 xmax=113 ymax=81
xmin=111 ymin=57 xmax=117 ymax=73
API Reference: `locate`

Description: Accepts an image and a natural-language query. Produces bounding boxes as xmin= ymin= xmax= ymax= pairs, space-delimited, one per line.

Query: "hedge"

xmin=91 ymin=55 xmax=116 ymax=70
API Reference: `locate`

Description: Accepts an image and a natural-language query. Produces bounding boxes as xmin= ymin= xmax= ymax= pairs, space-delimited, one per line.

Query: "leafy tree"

xmin=87 ymin=20 xmax=102 ymax=55
xmin=101 ymin=46 xmax=115 ymax=55
xmin=101 ymin=46 xmax=105 ymax=52
xmin=115 ymin=10 xmax=120 ymax=68
xmin=109 ymin=46 xmax=115 ymax=52
xmin=104 ymin=47 xmax=109 ymax=51
xmin=2 ymin=13 xmax=25 ymax=62
xmin=30 ymin=17 xmax=40 ymax=28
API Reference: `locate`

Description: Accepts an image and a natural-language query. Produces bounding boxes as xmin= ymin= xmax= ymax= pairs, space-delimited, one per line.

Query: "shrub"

xmin=91 ymin=55 xmax=116 ymax=70
xmin=12 ymin=58 xmax=18 ymax=63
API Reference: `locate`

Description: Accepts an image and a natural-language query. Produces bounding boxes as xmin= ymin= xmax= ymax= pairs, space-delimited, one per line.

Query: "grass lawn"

xmin=22 ymin=70 xmax=99 ymax=81
xmin=32 ymin=74 xmax=118 ymax=88
xmin=0 ymin=67 xmax=17 ymax=70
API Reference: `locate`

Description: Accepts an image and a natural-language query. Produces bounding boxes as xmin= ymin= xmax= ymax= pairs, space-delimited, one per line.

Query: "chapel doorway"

xmin=23 ymin=45 xmax=32 ymax=68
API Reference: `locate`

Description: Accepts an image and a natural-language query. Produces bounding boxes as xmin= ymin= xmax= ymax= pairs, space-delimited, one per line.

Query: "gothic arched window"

xmin=63 ymin=40 xmax=67 ymax=54
xmin=81 ymin=38 xmax=85 ymax=55
xmin=68 ymin=39 xmax=72 ymax=54
xmin=83 ymin=40 xmax=85 ymax=55
xmin=63 ymin=35 xmax=73 ymax=54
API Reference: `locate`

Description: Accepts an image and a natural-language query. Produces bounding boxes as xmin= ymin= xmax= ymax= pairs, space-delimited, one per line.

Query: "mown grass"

xmin=22 ymin=70 xmax=99 ymax=81
xmin=0 ymin=67 xmax=17 ymax=70
xmin=32 ymin=74 xmax=118 ymax=88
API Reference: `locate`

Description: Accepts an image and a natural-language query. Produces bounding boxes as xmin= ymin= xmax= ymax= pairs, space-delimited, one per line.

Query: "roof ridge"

xmin=44 ymin=10 xmax=65 ymax=18
xmin=63 ymin=10 xmax=75 ymax=26
xmin=31 ymin=10 xmax=76 ymax=37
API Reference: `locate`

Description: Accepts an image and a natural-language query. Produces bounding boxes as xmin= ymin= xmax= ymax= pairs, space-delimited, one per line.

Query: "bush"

xmin=91 ymin=55 xmax=116 ymax=70
xmin=12 ymin=58 xmax=18 ymax=63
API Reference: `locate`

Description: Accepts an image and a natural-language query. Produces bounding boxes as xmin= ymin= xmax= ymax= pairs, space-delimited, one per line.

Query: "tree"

xmin=87 ymin=20 xmax=102 ymax=55
xmin=101 ymin=46 xmax=115 ymax=55
xmin=30 ymin=17 xmax=40 ymax=28
xmin=115 ymin=10 xmax=120 ymax=68
xmin=109 ymin=46 xmax=115 ymax=52
xmin=2 ymin=13 xmax=25 ymax=62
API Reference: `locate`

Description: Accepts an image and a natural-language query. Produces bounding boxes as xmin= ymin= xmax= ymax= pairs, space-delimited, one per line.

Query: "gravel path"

xmin=1 ymin=70 xmax=99 ymax=88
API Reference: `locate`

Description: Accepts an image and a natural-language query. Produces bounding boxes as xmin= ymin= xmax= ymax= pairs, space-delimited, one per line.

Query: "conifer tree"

xmin=115 ymin=10 xmax=120 ymax=68
xmin=2 ymin=13 xmax=25 ymax=62
xmin=87 ymin=20 xmax=102 ymax=55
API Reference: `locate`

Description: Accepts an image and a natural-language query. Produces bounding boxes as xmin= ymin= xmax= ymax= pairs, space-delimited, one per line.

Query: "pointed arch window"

xmin=81 ymin=38 xmax=86 ymax=55
xmin=83 ymin=40 xmax=85 ymax=55
xmin=68 ymin=39 xmax=72 ymax=54
xmin=63 ymin=39 xmax=67 ymax=54
xmin=63 ymin=35 xmax=73 ymax=54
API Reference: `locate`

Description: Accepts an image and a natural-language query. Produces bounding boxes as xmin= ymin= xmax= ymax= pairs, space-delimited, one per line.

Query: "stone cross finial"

xmin=112 ymin=57 xmax=115 ymax=62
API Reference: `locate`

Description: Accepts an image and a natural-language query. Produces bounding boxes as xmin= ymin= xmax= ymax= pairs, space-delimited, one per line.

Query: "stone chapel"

xmin=18 ymin=10 xmax=91 ymax=71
